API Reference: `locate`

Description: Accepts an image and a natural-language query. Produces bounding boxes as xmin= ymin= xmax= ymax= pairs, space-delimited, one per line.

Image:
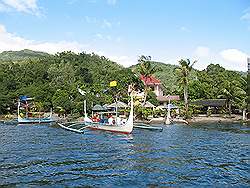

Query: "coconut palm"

xmin=137 ymin=55 xmax=159 ymax=104
xmin=176 ymin=59 xmax=197 ymax=117
xmin=218 ymin=79 xmax=246 ymax=118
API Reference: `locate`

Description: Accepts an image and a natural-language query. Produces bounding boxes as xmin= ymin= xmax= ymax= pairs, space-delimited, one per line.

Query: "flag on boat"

xmin=109 ymin=80 xmax=117 ymax=87
xmin=19 ymin=96 xmax=33 ymax=101
xmin=78 ymin=88 xmax=86 ymax=96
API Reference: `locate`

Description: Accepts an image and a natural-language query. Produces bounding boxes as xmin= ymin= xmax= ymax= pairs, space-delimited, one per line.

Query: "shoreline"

xmin=135 ymin=115 xmax=249 ymax=125
xmin=0 ymin=114 xmax=249 ymax=125
xmin=187 ymin=116 xmax=248 ymax=124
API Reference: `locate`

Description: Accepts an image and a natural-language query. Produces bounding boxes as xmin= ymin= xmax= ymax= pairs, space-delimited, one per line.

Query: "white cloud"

xmin=241 ymin=8 xmax=250 ymax=21
xmin=102 ymin=19 xmax=112 ymax=28
xmin=0 ymin=24 xmax=87 ymax=54
xmin=180 ymin=26 xmax=190 ymax=32
xmin=95 ymin=33 xmax=104 ymax=40
xmin=241 ymin=12 xmax=250 ymax=21
xmin=84 ymin=16 xmax=117 ymax=29
xmin=241 ymin=7 xmax=250 ymax=31
xmin=0 ymin=0 xmax=41 ymax=16
xmin=84 ymin=16 xmax=97 ymax=24
xmin=190 ymin=47 xmax=248 ymax=71
xmin=194 ymin=46 xmax=210 ymax=58
xmin=219 ymin=49 xmax=249 ymax=71
xmin=220 ymin=49 xmax=249 ymax=63
xmin=0 ymin=2 xmax=9 ymax=12
xmin=107 ymin=0 xmax=116 ymax=6
xmin=0 ymin=23 xmax=132 ymax=67
xmin=94 ymin=33 xmax=121 ymax=42
xmin=108 ymin=55 xmax=136 ymax=67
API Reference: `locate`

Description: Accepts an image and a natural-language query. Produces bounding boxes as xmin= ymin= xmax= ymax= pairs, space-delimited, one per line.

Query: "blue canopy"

xmin=19 ymin=96 xmax=28 ymax=101
xmin=19 ymin=96 xmax=33 ymax=101
xmin=166 ymin=103 xmax=178 ymax=109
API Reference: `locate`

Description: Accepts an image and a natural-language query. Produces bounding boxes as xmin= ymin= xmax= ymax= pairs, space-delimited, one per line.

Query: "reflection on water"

xmin=0 ymin=122 xmax=249 ymax=187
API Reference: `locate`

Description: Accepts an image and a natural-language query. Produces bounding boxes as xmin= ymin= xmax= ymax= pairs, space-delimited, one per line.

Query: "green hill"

xmin=0 ymin=49 xmax=52 ymax=62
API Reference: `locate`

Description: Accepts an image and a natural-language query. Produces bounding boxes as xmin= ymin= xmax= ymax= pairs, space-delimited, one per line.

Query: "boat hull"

xmin=88 ymin=124 xmax=132 ymax=134
xmin=18 ymin=117 xmax=54 ymax=124
xmin=88 ymin=96 xmax=134 ymax=134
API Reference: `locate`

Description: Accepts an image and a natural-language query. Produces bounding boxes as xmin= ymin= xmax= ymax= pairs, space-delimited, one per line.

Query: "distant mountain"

xmin=0 ymin=49 xmax=52 ymax=62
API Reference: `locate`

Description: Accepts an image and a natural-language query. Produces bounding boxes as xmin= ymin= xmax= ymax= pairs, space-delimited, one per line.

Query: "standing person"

xmin=108 ymin=114 xmax=114 ymax=125
xmin=116 ymin=116 xmax=121 ymax=125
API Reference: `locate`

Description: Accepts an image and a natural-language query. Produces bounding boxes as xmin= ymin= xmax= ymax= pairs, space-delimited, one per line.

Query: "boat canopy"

xmin=107 ymin=101 xmax=129 ymax=108
xmin=19 ymin=96 xmax=33 ymax=101
xmin=92 ymin=105 xmax=107 ymax=111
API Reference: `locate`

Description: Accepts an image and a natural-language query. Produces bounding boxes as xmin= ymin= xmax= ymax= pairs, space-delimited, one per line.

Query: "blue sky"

xmin=0 ymin=0 xmax=249 ymax=71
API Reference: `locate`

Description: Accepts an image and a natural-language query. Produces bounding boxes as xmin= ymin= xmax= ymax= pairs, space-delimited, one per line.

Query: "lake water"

xmin=0 ymin=121 xmax=249 ymax=187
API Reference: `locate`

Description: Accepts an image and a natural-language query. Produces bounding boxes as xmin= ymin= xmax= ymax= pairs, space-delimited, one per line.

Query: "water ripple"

xmin=0 ymin=122 xmax=249 ymax=187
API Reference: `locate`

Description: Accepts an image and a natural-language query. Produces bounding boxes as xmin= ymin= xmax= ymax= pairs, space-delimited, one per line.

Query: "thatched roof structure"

xmin=107 ymin=101 xmax=129 ymax=108
xmin=92 ymin=105 xmax=107 ymax=111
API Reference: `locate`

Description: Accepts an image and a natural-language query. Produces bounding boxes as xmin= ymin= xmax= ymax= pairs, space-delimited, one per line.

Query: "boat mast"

xmin=17 ymin=100 xmax=20 ymax=117
xmin=115 ymin=97 xmax=118 ymax=122
xmin=84 ymin=100 xmax=87 ymax=118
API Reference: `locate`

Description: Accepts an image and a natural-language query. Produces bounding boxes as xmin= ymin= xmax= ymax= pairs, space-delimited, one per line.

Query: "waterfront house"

xmin=139 ymin=75 xmax=180 ymax=106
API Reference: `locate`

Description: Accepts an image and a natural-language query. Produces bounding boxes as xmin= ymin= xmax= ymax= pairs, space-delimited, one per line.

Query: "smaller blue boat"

xmin=17 ymin=96 xmax=54 ymax=124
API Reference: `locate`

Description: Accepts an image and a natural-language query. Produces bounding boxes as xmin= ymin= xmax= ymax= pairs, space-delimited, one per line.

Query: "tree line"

xmin=0 ymin=50 xmax=248 ymax=118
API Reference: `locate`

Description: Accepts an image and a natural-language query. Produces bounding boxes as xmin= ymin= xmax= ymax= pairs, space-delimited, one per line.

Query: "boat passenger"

xmin=121 ymin=119 xmax=127 ymax=125
xmin=92 ymin=113 xmax=100 ymax=122
xmin=116 ymin=116 xmax=121 ymax=126
xmin=108 ymin=115 xmax=114 ymax=125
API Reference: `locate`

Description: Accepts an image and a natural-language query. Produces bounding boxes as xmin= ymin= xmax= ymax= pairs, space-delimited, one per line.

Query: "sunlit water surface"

xmin=0 ymin=121 xmax=249 ymax=187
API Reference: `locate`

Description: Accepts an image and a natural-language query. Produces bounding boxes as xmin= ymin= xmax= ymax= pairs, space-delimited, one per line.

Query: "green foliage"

xmin=175 ymin=59 xmax=197 ymax=117
xmin=0 ymin=49 xmax=52 ymax=62
xmin=147 ymin=91 xmax=160 ymax=106
xmin=0 ymin=50 xmax=140 ymax=115
xmin=134 ymin=104 xmax=153 ymax=120
xmin=0 ymin=50 xmax=247 ymax=118
xmin=136 ymin=55 xmax=162 ymax=103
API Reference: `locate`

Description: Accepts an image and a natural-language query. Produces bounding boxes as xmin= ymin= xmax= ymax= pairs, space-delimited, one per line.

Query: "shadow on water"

xmin=0 ymin=121 xmax=249 ymax=187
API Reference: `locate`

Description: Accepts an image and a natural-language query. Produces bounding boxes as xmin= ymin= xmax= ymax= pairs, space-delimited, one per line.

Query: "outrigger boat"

xmin=88 ymin=96 xmax=133 ymax=134
xmin=18 ymin=96 xmax=54 ymax=124
xmin=57 ymin=122 xmax=91 ymax=133
xmin=134 ymin=123 xmax=163 ymax=131
xmin=58 ymin=96 xmax=134 ymax=134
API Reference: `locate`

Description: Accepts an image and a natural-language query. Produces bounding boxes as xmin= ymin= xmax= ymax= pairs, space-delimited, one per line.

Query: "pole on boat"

xmin=77 ymin=87 xmax=88 ymax=119
xmin=165 ymin=97 xmax=171 ymax=124
xmin=110 ymin=80 xmax=118 ymax=123
xmin=115 ymin=97 xmax=118 ymax=123
xmin=17 ymin=100 xmax=20 ymax=118
xmin=84 ymin=100 xmax=87 ymax=118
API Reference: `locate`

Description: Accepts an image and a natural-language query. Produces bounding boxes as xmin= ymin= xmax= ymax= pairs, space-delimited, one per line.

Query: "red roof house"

xmin=140 ymin=75 xmax=180 ymax=104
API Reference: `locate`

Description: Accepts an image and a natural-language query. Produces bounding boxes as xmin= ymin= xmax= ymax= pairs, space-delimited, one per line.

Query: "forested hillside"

xmin=0 ymin=49 xmax=52 ymax=62
xmin=0 ymin=50 xmax=248 ymax=116
xmin=0 ymin=50 xmax=141 ymax=114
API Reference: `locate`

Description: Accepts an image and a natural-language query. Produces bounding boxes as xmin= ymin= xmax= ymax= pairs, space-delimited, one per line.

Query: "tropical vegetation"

xmin=0 ymin=49 xmax=248 ymax=120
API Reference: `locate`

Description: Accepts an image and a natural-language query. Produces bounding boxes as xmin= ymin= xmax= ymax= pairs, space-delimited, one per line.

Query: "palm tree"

xmin=176 ymin=59 xmax=197 ymax=117
xmin=218 ymin=79 xmax=246 ymax=118
xmin=137 ymin=55 xmax=159 ymax=104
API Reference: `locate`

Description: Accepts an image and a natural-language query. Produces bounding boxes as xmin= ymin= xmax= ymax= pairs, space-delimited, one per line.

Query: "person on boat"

xmin=92 ymin=113 xmax=100 ymax=122
xmin=108 ymin=115 xmax=114 ymax=125
xmin=116 ymin=116 xmax=121 ymax=125
xmin=121 ymin=118 xmax=127 ymax=125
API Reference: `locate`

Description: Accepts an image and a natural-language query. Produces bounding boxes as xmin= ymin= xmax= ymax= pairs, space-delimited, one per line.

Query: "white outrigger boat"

xmin=58 ymin=96 xmax=134 ymax=134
